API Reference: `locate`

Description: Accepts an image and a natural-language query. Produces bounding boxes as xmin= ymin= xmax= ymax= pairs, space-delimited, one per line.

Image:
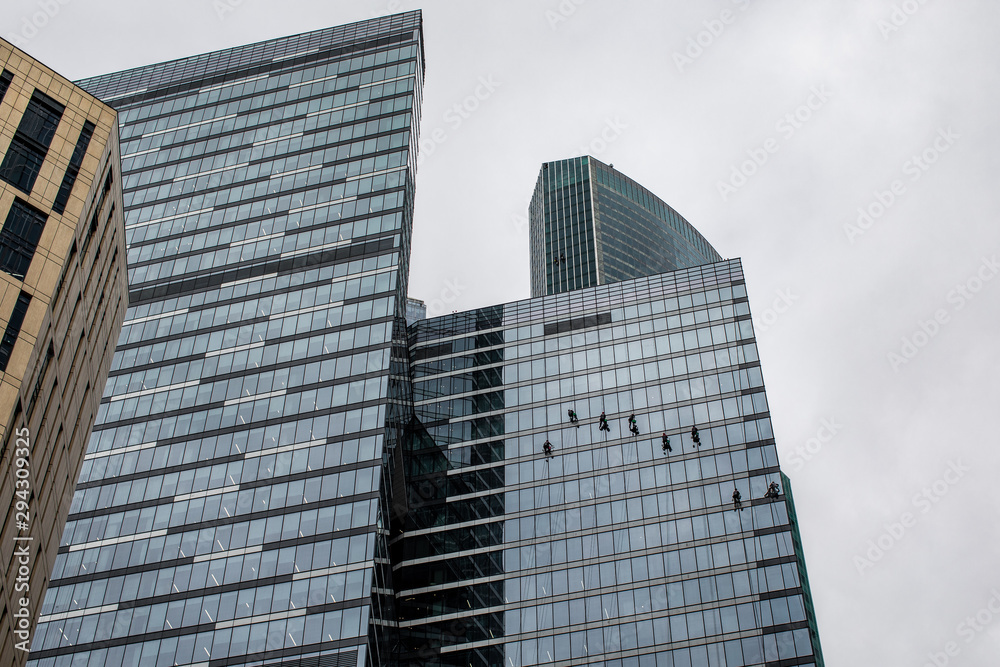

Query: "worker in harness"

xmin=598 ymin=412 xmax=610 ymax=432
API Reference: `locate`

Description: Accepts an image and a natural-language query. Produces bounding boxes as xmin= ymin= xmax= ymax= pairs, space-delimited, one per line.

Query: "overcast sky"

xmin=6 ymin=1 xmax=999 ymax=664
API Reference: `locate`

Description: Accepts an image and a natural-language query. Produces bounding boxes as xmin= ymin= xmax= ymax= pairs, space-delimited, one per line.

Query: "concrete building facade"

xmin=0 ymin=39 xmax=128 ymax=667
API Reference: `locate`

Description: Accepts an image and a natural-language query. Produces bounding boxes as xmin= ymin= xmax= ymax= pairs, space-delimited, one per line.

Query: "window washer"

xmin=732 ymin=489 xmax=742 ymax=512
xmin=764 ymin=481 xmax=780 ymax=499
xmin=661 ymin=433 xmax=672 ymax=453
xmin=598 ymin=412 xmax=610 ymax=432
xmin=567 ymin=409 xmax=579 ymax=424
xmin=543 ymin=440 xmax=553 ymax=457
xmin=691 ymin=426 xmax=701 ymax=447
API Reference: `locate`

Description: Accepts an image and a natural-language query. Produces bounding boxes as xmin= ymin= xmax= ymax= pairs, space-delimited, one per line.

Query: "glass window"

xmin=0 ymin=199 xmax=47 ymax=279
xmin=0 ymin=70 xmax=12 ymax=104
xmin=0 ymin=289 xmax=31 ymax=371
xmin=52 ymin=121 xmax=96 ymax=214
xmin=0 ymin=90 xmax=64 ymax=193
xmin=0 ymin=139 xmax=46 ymax=192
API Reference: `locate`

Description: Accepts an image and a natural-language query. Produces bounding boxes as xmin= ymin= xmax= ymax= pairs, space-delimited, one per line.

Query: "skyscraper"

xmin=25 ymin=12 xmax=825 ymax=666
xmin=529 ymin=156 xmax=721 ymax=297
xmin=28 ymin=12 xmax=424 ymax=667
xmin=397 ymin=262 xmax=824 ymax=666
xmin=392 ymin=158 xmax=824 ymax=665
xmin=0 ymin=39 xmax=127 ymax=667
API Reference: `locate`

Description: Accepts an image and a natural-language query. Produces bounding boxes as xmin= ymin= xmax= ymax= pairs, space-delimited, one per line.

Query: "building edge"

xmin=0 ymin=37 xmax=128 ymax=667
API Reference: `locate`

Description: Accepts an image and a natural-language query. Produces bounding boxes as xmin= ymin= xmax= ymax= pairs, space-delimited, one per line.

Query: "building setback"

xmin=529 ymin=156 xmax=721 ymax=297
xmin=27 ymin=12 xmax=424 ymax=667
xmin=398 ymin=261 xmax=824 ymax=666
xmin=0 ymin=39 xmax=128 ymax=667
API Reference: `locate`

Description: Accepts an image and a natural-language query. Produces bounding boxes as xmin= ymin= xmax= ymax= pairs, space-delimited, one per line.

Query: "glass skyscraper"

xmin=24 ymin=12 xmax=825 ymax=667
xmin=398 ymin=261 xmax=823 ymax=666
xmin=28 ymin=12 xmax=424 ymax=667
xmin=530 ymin=156 xmax=722 ymax=297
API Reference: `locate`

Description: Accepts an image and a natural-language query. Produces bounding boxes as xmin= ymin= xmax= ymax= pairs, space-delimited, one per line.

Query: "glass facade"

xmin=28 ymin=12 xmax=424 ymax=667
xmin=398 ymin=260 xmax=824 ymax=666
xmin=25 ymin=13 xmax=825 ymax=667
xmin=405 ymin=297 xmax=426 ymax=324
xmin=530 ymin=156 xmax=722 ymax=297
xmin=0 ymin=89 xmax=64 ymax=194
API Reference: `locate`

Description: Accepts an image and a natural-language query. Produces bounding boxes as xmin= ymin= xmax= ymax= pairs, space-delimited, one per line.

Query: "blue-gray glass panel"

xmin=30 ymin=14 xmax=423 ymax=667
xmin=398 ymin=263 xmax=822 ymax=666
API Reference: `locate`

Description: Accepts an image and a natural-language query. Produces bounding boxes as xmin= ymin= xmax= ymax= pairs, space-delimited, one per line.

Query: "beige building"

xmin=0 ymin=40 xmax=127 ymax=666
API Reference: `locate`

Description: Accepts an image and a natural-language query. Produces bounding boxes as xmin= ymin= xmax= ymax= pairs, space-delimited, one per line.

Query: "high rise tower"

xmin=25 ymin=16 xmax=826 ymax=667
xmin=28 ymin=13 xmax=424 ymax=667
xmin=0 ymin=39 xmax=128 ymax=667
xmin=398 ymin=262 xmax=824 ymax=666
xmin=394 ymin=158 xmax=822 ymax=665
xmin=529 ymin=156 xmax=721 ymax=297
